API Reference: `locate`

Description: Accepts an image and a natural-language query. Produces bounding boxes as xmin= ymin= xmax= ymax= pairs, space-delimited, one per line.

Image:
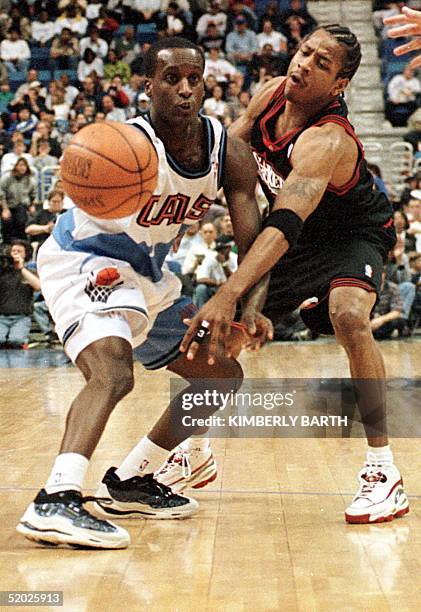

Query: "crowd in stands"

xmin=374 ymin=1 xmax=421 ymax=128
xmin=0 ymin=0 xmax=419 ymax=349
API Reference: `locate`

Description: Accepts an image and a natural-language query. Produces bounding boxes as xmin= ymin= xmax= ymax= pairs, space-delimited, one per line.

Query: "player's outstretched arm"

xmin=384 ymin=7 xmax=421 ymax=69
xmin=180 ymin=135 xmax=272 ymax=363
xmin=181 ymin=124 xmax=346 ymax=363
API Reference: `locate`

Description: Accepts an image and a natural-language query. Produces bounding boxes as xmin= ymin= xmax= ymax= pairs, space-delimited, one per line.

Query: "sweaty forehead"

xmin=156 ymin=48 xmax=203 ymax=71
xmin=305 ymin=30 xmax=345 ymax=61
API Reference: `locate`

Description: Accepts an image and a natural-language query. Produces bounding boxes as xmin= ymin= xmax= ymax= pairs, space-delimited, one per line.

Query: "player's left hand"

xmin=180 ymin=292 xmax=237 ymax=365
xmin=240 ymin=310 xmax=274 ymax=351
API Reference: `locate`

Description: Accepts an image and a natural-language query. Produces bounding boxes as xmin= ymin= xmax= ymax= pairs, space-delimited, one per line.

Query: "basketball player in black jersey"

xmin=181 ymin=25 xmax=409 ymax=524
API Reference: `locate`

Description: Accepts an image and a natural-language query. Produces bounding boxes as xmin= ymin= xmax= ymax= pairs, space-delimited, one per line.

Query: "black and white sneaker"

xmin=16 ymin=489 xmax=130 ymax=549
xmin=94 ymin=467 xmax=199 ymax=519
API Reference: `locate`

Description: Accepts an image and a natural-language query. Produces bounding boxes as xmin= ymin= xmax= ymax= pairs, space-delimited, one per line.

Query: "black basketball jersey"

xmin=250 ymin=80 xmax=395 ymax=253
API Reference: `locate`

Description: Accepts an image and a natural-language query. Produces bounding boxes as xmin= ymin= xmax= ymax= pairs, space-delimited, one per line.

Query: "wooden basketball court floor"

xmin=0 ymin=339 xmax=419 ymax=611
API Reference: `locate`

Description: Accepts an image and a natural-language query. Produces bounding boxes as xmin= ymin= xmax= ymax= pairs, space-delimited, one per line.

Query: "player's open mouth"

xmin=178 ymin=102 xmax=192 ymax=110
xmin=290 ymin=73 xmax=304 ymax=86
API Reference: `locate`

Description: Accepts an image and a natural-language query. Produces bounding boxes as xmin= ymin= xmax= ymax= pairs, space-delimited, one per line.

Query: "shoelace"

xmin=161 ymin=450 xmax=192 ymax=478
xmin=358 ymin=465 xmax=387 ymax=498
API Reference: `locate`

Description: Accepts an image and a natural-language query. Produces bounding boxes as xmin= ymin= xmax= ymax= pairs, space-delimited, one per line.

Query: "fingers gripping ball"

xmin=61 ymin=121 xmax=158 ymax=219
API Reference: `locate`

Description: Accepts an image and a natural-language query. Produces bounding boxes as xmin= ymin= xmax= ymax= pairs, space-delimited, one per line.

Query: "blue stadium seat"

xmin=31 ymin=46 xmax=50 ymax=60
xmin=7 ymin=70 xmax=27 ymax=92
xmin=136 ymin=23 xmax=158 ymax=44
xmin=38 ymin=69 xmax=52 ymax=85
xmin=30 ymin=57 xmax=51 ymax=70
xmin=53 ymin=69 xmax=78 ymax=84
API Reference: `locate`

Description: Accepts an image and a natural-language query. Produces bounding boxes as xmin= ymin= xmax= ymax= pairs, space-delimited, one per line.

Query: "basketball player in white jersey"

xmin=17 ymin=38 xmax=272 ymax=549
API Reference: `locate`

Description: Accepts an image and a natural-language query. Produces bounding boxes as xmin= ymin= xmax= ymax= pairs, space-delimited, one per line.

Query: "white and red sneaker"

xmin=345 ymin=463 xmax=409 ymax=524
xmin=155 ymin=446 xmax=217 ymax=493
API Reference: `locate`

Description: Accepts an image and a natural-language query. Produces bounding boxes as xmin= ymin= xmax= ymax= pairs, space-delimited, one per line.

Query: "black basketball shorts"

xmin=262 ymin=238 xmax=386 ymax=335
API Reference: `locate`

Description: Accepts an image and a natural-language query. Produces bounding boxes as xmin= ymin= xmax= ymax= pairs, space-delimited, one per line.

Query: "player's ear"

xmin=144 ymin=78 xmax=152 ymax=97
xmin=332 ymin=77 xmax=349 ymax=97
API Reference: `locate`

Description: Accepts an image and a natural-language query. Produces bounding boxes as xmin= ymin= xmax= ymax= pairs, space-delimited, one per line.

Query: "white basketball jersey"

xmin=51 ymin=115 xmax=227 ymax=282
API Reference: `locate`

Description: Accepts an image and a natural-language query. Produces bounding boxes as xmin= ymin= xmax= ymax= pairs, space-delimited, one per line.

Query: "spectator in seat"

xmin=203 ymin=84 xmax=229 ymax=122
xmin=29 ymin=119 xmax=62 ymax=159
xmin=50 ymin=27 xmax=80 ymax=71
xmin=101 ymin=94 xmax=126 ymax=122
xmin=182 ymin=222 xmax=217 ymax=278
xmin=126 ymin=0 xmax=161 ymax=27
xmin=80 ymin=24 xmax=109 ymax=59
xmin=394 ymin=210 xmax=416 ymax=252
xmin=31 ymin=10 xmax=55 ymax=47
xmin=6 ymin=6 xmax=32 ymax=41
xmin=1 ymin=137 xmax=35 ymax=175
xmin=250 ymin=43 xmax=289 ymax=81
xmin=386 ymin=65 xmax=421 ymax=127
xmin=0 ymin=80 xmax=13 ymax=114
xmin=202 ymin=25 xmax=225 ymax=55
xmin=407 ymin=195 xmax=421 ymax=252
xmin=25 ymin=188 xmax=64 ymax=249
xmin=284 ymin=14 xmax=307 ymax=58
xmin=204 ymin=47 xmax=237 ymax=87
xmin=257 ymin=19 xmax=288 ymax=54
xmin=0 ymin=239 xmax=41 ymax=348
xmin=0 ymin=27 xmax=31 ymax=77
xmin=196 ymin=0 xmax=227 ymax=41
xmin=111 ymin=25 xmax=140 ymax=66
xmin=279 ymin=0 xmax=318 ymax=37
xmin=225 ymin=15 xmax=258 ymax=76
xmin=103 ymin=49 xmax=131 ymax=84
xmin=11 ymin=69 xmax=40 ymax=103
xmin=77 ymin=48 xmax=104 ymax=83
xmin=165 ymin=222 xmax=204 ymax=277
xmin=194 ymin=235 xmax=238 ymax=308
xmin=371 ymin=271 xmax=407 ymax=339
xmin=159 ymin=2 xmax=186 ymax=37
xmin=0 ymin=157 xmax=36 ymax=243
xmin=32 ymin=138 xmax=58 ymax=174
xmin=54 ymin=3 xmax=88 ymax=38
xmin=386 ymin=241 xmax=416 ymax=322
xmin=404 ymin=108 xmax=421 ymax=153
xmin=12 ymin=106 xmax=39 ymax=146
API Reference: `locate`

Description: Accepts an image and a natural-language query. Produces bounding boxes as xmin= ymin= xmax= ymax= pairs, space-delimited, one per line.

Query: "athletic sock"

xmin=366 ymin=445 xmax=394 ymax=466
xmin=181 ymin=435 xmax=210 ymax=452
xmin=116 ymin=436 xmax=170 ymax=480
xmin=45 ymin=453 xmax=89 ymax=494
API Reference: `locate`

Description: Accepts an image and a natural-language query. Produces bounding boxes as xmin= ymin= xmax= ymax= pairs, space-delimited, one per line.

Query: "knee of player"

xmin=330 ymin=304 xmax=371 ymax=341
xmin=91 ymin=366 xmax=135 ymax=400
xmin=214 ymin=357 xmax=244 ymax=390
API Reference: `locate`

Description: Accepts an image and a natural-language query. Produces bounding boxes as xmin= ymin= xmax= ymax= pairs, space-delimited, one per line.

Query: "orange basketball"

xmin=61 ymin=121 xmax=158 ymax=219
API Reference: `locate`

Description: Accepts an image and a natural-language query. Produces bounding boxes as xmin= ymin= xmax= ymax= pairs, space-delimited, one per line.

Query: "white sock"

xmin=367 ymin=445 xmax=394 ymax=466
xmin=181 ymin=435 xmax=210 ymax=452
xmin=45 ymin=453 xmax=89 ymax=494
xmin=116 ymin=436 xmax=170 ymax=480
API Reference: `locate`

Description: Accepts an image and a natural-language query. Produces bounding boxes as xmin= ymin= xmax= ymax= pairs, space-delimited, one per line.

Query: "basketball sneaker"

xmin=345 ymin=463 xmax=409 ymax=524
xmin=16 ymin=489 xmax=130 ymax=549
xmin=155 ymin=446 xmax=217 ymax=493
xmin=94 ymin=467 xmax=199 ymax=519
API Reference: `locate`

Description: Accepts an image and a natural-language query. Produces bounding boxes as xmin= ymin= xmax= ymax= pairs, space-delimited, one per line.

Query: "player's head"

xmin=286 ymin=24 xmax=361 ymax=104
xmin=144 ymin=37 xmax=205 ymax=121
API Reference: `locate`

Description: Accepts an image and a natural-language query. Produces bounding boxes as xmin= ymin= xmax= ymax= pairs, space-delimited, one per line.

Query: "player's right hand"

xmin=180 ymin=292 xmax=237 ymax=365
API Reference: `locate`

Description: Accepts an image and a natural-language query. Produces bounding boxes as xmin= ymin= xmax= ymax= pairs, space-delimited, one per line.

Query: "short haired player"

xmin=17 ymin=37 xmax=272 ymax=549
xmin=181 ymin=25 xmax=409 ymax=524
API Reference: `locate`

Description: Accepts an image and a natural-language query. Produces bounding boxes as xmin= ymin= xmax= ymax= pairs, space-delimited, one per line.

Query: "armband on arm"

xmin=262 ymin=208 xmax=304 ymax=248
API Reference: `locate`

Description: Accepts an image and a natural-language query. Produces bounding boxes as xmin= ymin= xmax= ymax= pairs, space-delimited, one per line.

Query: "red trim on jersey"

xmin=329 ymin=277 xmax=375 ymax=293
xmin=260 ymin=80 xmax=304 ymax=152
xmin=383 ymin=218 xmax=393 ymax=228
